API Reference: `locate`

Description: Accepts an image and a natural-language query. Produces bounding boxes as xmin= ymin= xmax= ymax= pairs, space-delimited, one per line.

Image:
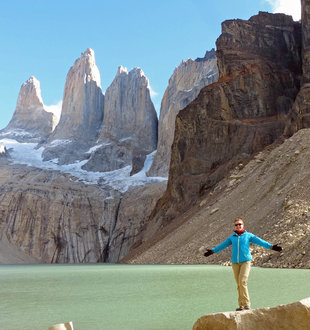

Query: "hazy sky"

xmin=0 ymin=0 xmax=301 ymax=130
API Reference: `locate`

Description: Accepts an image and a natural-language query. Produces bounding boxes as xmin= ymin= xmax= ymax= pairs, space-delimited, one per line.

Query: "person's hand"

xmin=271 ymin=244 xmax=282 ymax=252
xmin=204 ymin=249 xmax=214 ymax=257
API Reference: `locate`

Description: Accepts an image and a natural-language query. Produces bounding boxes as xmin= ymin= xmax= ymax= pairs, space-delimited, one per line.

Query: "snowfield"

xmin=0 ymin=138 xmax=167 ymax=193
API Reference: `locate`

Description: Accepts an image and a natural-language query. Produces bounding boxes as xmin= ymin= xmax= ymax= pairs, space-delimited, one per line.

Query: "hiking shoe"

xmin=244 ymin=306 xmax=251 ymax=310
xmin=235 ymin=307 xmax=244 ymax=311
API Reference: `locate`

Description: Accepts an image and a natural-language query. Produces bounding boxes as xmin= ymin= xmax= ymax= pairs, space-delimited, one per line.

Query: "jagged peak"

xmin=117 ymin=65 xmax=128 ymax=75
xmin=22 ymin=76 xmax=40 ymax=87
xmin=114 ymin=66 xmax=148 ymax=83
xmin=70 ymin=48 xmax=101 ymax=88
xmin=83 ymin=48 xmax=95 ymax=56
xmin=129 ymin=67 xmax=147 ymax=80
xmin=180 ymin=58 xmax=195 ymax=66
xmin=17 ymin=76 xmax=44 ymax=108
xmin=195 ymin=48 xmax=217 ymax=62
xmin=116 ymin=66 xmax=145 ymax=77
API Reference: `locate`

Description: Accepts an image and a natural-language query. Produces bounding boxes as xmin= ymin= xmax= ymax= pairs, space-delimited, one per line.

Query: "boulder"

xmin=45 ymin=321 xmax=73 ymax=330
xmin=193 ymin=297 xmax=310 ymax=330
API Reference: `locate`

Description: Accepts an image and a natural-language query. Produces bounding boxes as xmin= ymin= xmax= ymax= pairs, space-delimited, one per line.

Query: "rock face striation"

xmin=42 ymin=48 xmax=104 ymax=164
xmin=143 ymin=12 xmax=302 ymax=236
xmin=0 ymin=156 xmax=166 ymax=263
xmin=193 ymin=297 xmax=310 ymax=330
xmin=148 ymin=49 xmax=218 ymax=177
xmin=0 ymin=76 xmax=56 ymax=142
xmin=82 ymin=66 xmax=158 ymax=173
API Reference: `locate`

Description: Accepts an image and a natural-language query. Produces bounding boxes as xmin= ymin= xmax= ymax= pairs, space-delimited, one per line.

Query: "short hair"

xmin=235 ymin=216 xmax=244 ymax=223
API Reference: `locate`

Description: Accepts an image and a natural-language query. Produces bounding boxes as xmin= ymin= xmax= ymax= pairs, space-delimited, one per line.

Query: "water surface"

xmin=0 ymin=264 xmax=309 ymax=330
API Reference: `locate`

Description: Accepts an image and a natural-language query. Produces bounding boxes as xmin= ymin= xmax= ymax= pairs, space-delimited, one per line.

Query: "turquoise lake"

xmin=0 ymin=264 xmax=309 ymax=330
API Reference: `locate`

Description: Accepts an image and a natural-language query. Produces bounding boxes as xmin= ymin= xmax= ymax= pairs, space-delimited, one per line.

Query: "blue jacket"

xmin=212 ymin=231 xmax=272 ymax=263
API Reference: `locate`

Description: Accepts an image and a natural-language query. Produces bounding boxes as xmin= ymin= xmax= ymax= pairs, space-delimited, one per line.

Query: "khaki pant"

xmin=232 ymin=261 xmax=251 ymax=308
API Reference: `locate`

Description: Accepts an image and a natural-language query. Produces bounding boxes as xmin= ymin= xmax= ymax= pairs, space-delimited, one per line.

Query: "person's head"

xmin=234 ymin=217 xmax=244 ymax=230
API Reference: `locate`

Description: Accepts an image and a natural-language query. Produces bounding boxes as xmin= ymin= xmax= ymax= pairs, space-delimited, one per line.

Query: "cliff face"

xmin=0 ymin=76 xmax=55 ymax=142
xmin=285 ymin=0 xmax=310 ymax=134
xmin=0 ymin=156 xmax=166 ymax=263
xmin=147 ymin=50 xmax=218 ymax=177
xmin=139 ymin=12 xmax=302 ymax=239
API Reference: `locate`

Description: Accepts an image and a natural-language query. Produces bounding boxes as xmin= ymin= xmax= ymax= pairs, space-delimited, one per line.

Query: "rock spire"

xmin=42 ymin=48 xmax=104 ymax=164
xmin=1 ymin=76 xmax=55 ymax=141
xmin=100 ymin=66 xmax=157 ymax=151
xmin=82 ymin=66 xmax=158 ymax=172
xmin=50 ymin=48 xmax=104 ymax=142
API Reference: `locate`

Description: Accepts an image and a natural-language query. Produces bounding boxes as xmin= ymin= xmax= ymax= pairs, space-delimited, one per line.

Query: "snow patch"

xmin=0 ymin=138 xmax=167 ymax=193
xmin=86 ymin=143 xmax=111 ymax=154
xmin=50 ymin=139 xmax=72 ymax=146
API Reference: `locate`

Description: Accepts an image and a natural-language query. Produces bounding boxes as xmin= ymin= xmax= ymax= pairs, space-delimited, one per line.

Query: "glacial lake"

xmin=0 ymin=264 xmax=309 ymax=330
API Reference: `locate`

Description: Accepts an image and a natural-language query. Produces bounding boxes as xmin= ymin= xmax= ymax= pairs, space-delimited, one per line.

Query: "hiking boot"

xmin=235 ymin=307 xmax=244 ymax=311
xmin=244 ymin=306 xmax=251 ymax=310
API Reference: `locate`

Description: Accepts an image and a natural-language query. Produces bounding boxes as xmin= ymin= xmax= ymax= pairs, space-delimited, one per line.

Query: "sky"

xmin=0 ymin=0 xmax=301 ymax=130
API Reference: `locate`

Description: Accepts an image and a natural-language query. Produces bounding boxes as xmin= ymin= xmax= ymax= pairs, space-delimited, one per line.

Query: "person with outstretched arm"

xmin=204 ymin=216 xmax=282 ymax=311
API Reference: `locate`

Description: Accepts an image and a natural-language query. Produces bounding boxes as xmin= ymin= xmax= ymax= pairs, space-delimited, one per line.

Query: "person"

xmin=203 ymin=216 xmax=282 ymax=311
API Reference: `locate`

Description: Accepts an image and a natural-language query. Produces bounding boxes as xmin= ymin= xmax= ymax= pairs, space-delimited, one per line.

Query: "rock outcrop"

xmin=193 ymin=297 xmax=310 ymax=330
xmin=147 ymin=49 xmax=218 ymax=177
xmin=142 ymin=12 xmax=302 ymax=238
xmin=42 ymin=48 xmax=104 ymax=164
xmin=0 ymin=76 xmax=56 ymax=142
xmin=82 ymin=66 xmax=158 ymax=172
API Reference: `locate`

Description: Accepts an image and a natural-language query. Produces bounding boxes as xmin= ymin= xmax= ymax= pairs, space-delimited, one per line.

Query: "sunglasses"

xmin=235 ymin=223 xmax=243 ymax=226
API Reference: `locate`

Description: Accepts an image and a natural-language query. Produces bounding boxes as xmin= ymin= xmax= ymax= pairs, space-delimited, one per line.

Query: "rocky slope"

xmin=0 ymin=76 xmax=57 ymax=142
xmin=136 ymin=11 xmax=302 ymax=248
xmin=148 ymin=49 xmax=218 ymax=177
xmin=123 ymin=128 xmax=310 ymax=268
